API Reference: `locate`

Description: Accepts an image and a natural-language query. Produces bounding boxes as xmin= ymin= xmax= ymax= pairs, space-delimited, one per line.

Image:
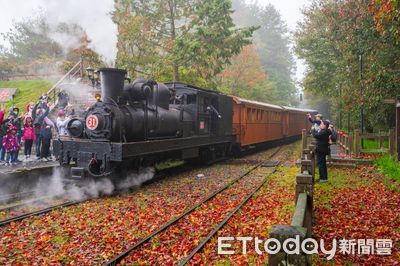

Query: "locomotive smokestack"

xmin=98 ymin=68 xmax=127 ymax=104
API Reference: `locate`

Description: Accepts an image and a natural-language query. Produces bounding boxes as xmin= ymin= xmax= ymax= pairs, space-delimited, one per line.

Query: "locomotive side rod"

xmin=104 ymin=146 xmax=282 ymax=266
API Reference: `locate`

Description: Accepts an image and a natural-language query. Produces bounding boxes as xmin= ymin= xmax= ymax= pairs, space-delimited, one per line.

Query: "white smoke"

xmin=116 ymin=167 xmax=155 ymax=191
xmin=42 ymin=0 xmax=117 ymax=63
xmin=32 ymin=167 xmax=155 ymax=202
xmin=1 ymin=0 xmax=117 ymax=63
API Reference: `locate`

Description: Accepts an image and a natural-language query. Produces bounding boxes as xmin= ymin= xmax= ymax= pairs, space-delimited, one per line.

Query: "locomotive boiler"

xmin=53 ymin=68 xmax=234 ymax=179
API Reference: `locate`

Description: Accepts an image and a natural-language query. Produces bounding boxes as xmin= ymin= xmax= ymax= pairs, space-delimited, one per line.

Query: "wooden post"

xmin=302 ymin=129 xmax=307 ymax=151
xmin=80 ymin=57 xmax=84 ymax=78
xmin=348 ymin=132 xmax=353 ymax=156
xmin=354 ymin=129 xmax=360 ymax=158
xmin=397 ymin=99 xmax=400 ymax=161
xmin=379 ymin=130 xmax=384 ymax=149
xmin=389 ymin=128 xmax=396 ymax=157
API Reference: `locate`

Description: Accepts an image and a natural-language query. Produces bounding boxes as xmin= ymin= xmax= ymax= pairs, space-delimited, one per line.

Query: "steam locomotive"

xmin=53 ymin=68 xmax=315 ymax=179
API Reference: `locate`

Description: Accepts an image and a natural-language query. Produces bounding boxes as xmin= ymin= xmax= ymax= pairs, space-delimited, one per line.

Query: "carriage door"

xmin=282 ymin=110 xmax=289 ymax=137
xmin=198 ymin=93 xmax=211 ymax=135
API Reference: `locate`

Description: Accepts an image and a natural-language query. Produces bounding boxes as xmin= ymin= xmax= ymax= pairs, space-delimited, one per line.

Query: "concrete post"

xmin=354 ymin=129 xmax=360 ymax=158
xmin=389 ymin=128 xmax=396 ymax=157
xmin=379 ymin=130 xmax=384 ymax=149
xmin=397 ymin=99 xmax=400 ymax=161
xmin=348 ymin=132 xmax=353 ymax=156
xmin=302 ymin=129 xmax=307 ymax=152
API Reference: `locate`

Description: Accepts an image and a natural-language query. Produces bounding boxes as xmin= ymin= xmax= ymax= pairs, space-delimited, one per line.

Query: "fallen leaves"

xmin=313 ymin=166 xmax=400 ymax=265
xmin=0 ymin=164 xmax=252 ymax=265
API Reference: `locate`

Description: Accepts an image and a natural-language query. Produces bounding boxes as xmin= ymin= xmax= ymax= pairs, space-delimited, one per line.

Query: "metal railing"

xmin=45 ymin=59 xmax=84 ymax=110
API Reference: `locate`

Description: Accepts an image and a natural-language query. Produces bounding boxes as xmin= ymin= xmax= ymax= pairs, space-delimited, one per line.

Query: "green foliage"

xmin=0 ymin=80 xmax=53 ymax=111
xmin=294 ymin=0 xmax=400 ymax=131
xmin=231 ymin=0 xmax=297 ymax=105
xmin=375 ymin=155 xmax=400 ymax=181
xmin=0 ymin=14 xmax=104 ymax=75
xmin=113 ymin=0 xmax=256 ymax=83
xmin=1 ymin=15 xmax=63 ymax=65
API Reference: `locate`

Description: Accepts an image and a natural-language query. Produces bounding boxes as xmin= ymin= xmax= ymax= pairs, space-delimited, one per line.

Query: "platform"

xmin=0 ymin=160 xmax=59 ymax=176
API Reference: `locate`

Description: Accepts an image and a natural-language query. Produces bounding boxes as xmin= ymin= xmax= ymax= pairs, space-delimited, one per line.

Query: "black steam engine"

xmin=53 ymin=68 xmax=233 ymax=179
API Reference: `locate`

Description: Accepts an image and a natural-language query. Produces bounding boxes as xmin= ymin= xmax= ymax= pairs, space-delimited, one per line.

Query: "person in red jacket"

xmin=22 ymin=116 xmax=35 ymax=160
xmin=2 ymin=125 xmax=20 ymax=166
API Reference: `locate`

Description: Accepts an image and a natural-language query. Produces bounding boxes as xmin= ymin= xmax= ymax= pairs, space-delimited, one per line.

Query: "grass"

xmin=0 ymin=79 xmax=53 ymax=112
xmin=374 ymin=154 xmax=400 ymax=181
xmin=362 ymin=138 xmax=388 ymax=149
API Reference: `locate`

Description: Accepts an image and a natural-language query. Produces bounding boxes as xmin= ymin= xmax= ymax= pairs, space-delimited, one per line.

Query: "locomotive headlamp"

xmin=95 ymin=93 xmax=101 ymax=101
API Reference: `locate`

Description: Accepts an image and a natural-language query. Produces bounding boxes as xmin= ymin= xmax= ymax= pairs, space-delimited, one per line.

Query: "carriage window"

xmin=247 ymin=109 xmax=251 ymax=121
xmin=187 ymin=94 xmax=197 ymax=104
xmin=252 ymin=109 xmax=256 ymax=121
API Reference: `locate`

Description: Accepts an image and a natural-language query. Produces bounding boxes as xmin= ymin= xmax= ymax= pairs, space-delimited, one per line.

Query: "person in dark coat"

xmin=311 ymin=120 xmax=332 ymax=182
xmin=32 ymin=103 xmax=49 ymax=159
xmin=57 ymin=91 xmax=69 ymax=109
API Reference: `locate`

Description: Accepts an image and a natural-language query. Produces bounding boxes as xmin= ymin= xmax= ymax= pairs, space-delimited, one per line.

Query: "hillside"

xmin=0 ymin=80 xmax=53 ymax=114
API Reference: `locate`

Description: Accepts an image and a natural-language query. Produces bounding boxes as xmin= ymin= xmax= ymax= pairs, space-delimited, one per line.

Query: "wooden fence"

xmin=337 ymin=129 xmax=396 ymax=158
xmin=269 ymin=131 xmax=315 ymax=266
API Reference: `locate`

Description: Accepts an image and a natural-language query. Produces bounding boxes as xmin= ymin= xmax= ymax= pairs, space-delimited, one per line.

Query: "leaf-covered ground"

xmin=121 ymin=166 xmax=277 ymax=265
xmin=313 ymin=165 xmax=400 ymax=265
xmin=0 ymin=164 xmax=254 ymax=264
xmin=188 ymin=163 xmax=298 ymax=265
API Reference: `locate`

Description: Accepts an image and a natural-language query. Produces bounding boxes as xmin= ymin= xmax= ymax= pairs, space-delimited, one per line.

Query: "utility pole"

xmin=359 ymin=54 xmax=364 ymax=148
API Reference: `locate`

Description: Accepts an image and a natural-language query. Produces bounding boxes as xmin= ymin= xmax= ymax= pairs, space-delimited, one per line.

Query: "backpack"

xmin=330 ymin=128 xmax=337 ymax=143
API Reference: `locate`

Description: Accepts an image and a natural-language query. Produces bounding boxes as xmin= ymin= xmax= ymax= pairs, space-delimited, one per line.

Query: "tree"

xmin=368 ymin=0 xmax=399 ymax=45
xmin=1 ymin=15 xmax=104 ymax=75
xmin=231 ymin=0 xmax=297 ymax=105
xmin=112 ymin=0 xmax=256 ymax=82
xmin=294 ymin=0 xmax=400 ymax=131
xmin=216 ymin=44 xmax=277 ymax=101
xmin=1 ymin=15 xmax=63 ymax=65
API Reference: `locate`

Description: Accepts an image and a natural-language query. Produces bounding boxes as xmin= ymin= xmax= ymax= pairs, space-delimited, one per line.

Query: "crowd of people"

xmin=0 ymin=93 xmax=71 ymax=166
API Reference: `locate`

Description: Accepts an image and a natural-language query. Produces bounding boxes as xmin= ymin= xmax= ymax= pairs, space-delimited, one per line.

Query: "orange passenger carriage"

xmin=231 ymin=96 xmax=317 ymax=150
xmin=232 ymin=96 xmax=284 ymax=148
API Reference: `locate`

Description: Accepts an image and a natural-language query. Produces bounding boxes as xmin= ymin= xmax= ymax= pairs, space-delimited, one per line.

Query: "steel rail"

xmin=0 ymin=163 xmax=193 ymax=227
xmin=178 ymin=167 xmax=278 ymax=265
xmin=104 ymin=147 xmax=281 ymax=266
xmin=0 ymin=190 xmax=37 ymax=204
xmin=0 ymin=201 xmax=81 ymax=227
xmin=0 ymin=196 xmax=61 ymax=213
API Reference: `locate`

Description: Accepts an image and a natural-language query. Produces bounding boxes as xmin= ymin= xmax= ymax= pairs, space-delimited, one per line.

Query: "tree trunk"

xmin=173 ymin=63 xmax=180 ymax=82
xmin=169 ymin=0 xmax=180 ymax=82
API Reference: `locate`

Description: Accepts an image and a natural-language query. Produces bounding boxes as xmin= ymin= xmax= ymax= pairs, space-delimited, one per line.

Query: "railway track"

xmin=0 ymin=163 xmax=194 ymax=227
xmin=0 ymin=190 xmax=37 ymax=205
xmin=0 ymin=200 xmax=83 ymax=227
xmin=0 ymin=195 xmax=62 ymax=213
xmin=105 ymin=146 xmax=282 ymax=266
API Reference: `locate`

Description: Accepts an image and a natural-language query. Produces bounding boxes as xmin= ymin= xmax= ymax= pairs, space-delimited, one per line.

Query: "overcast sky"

xmin=0 ymin=0 xmax=309 ymax=82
